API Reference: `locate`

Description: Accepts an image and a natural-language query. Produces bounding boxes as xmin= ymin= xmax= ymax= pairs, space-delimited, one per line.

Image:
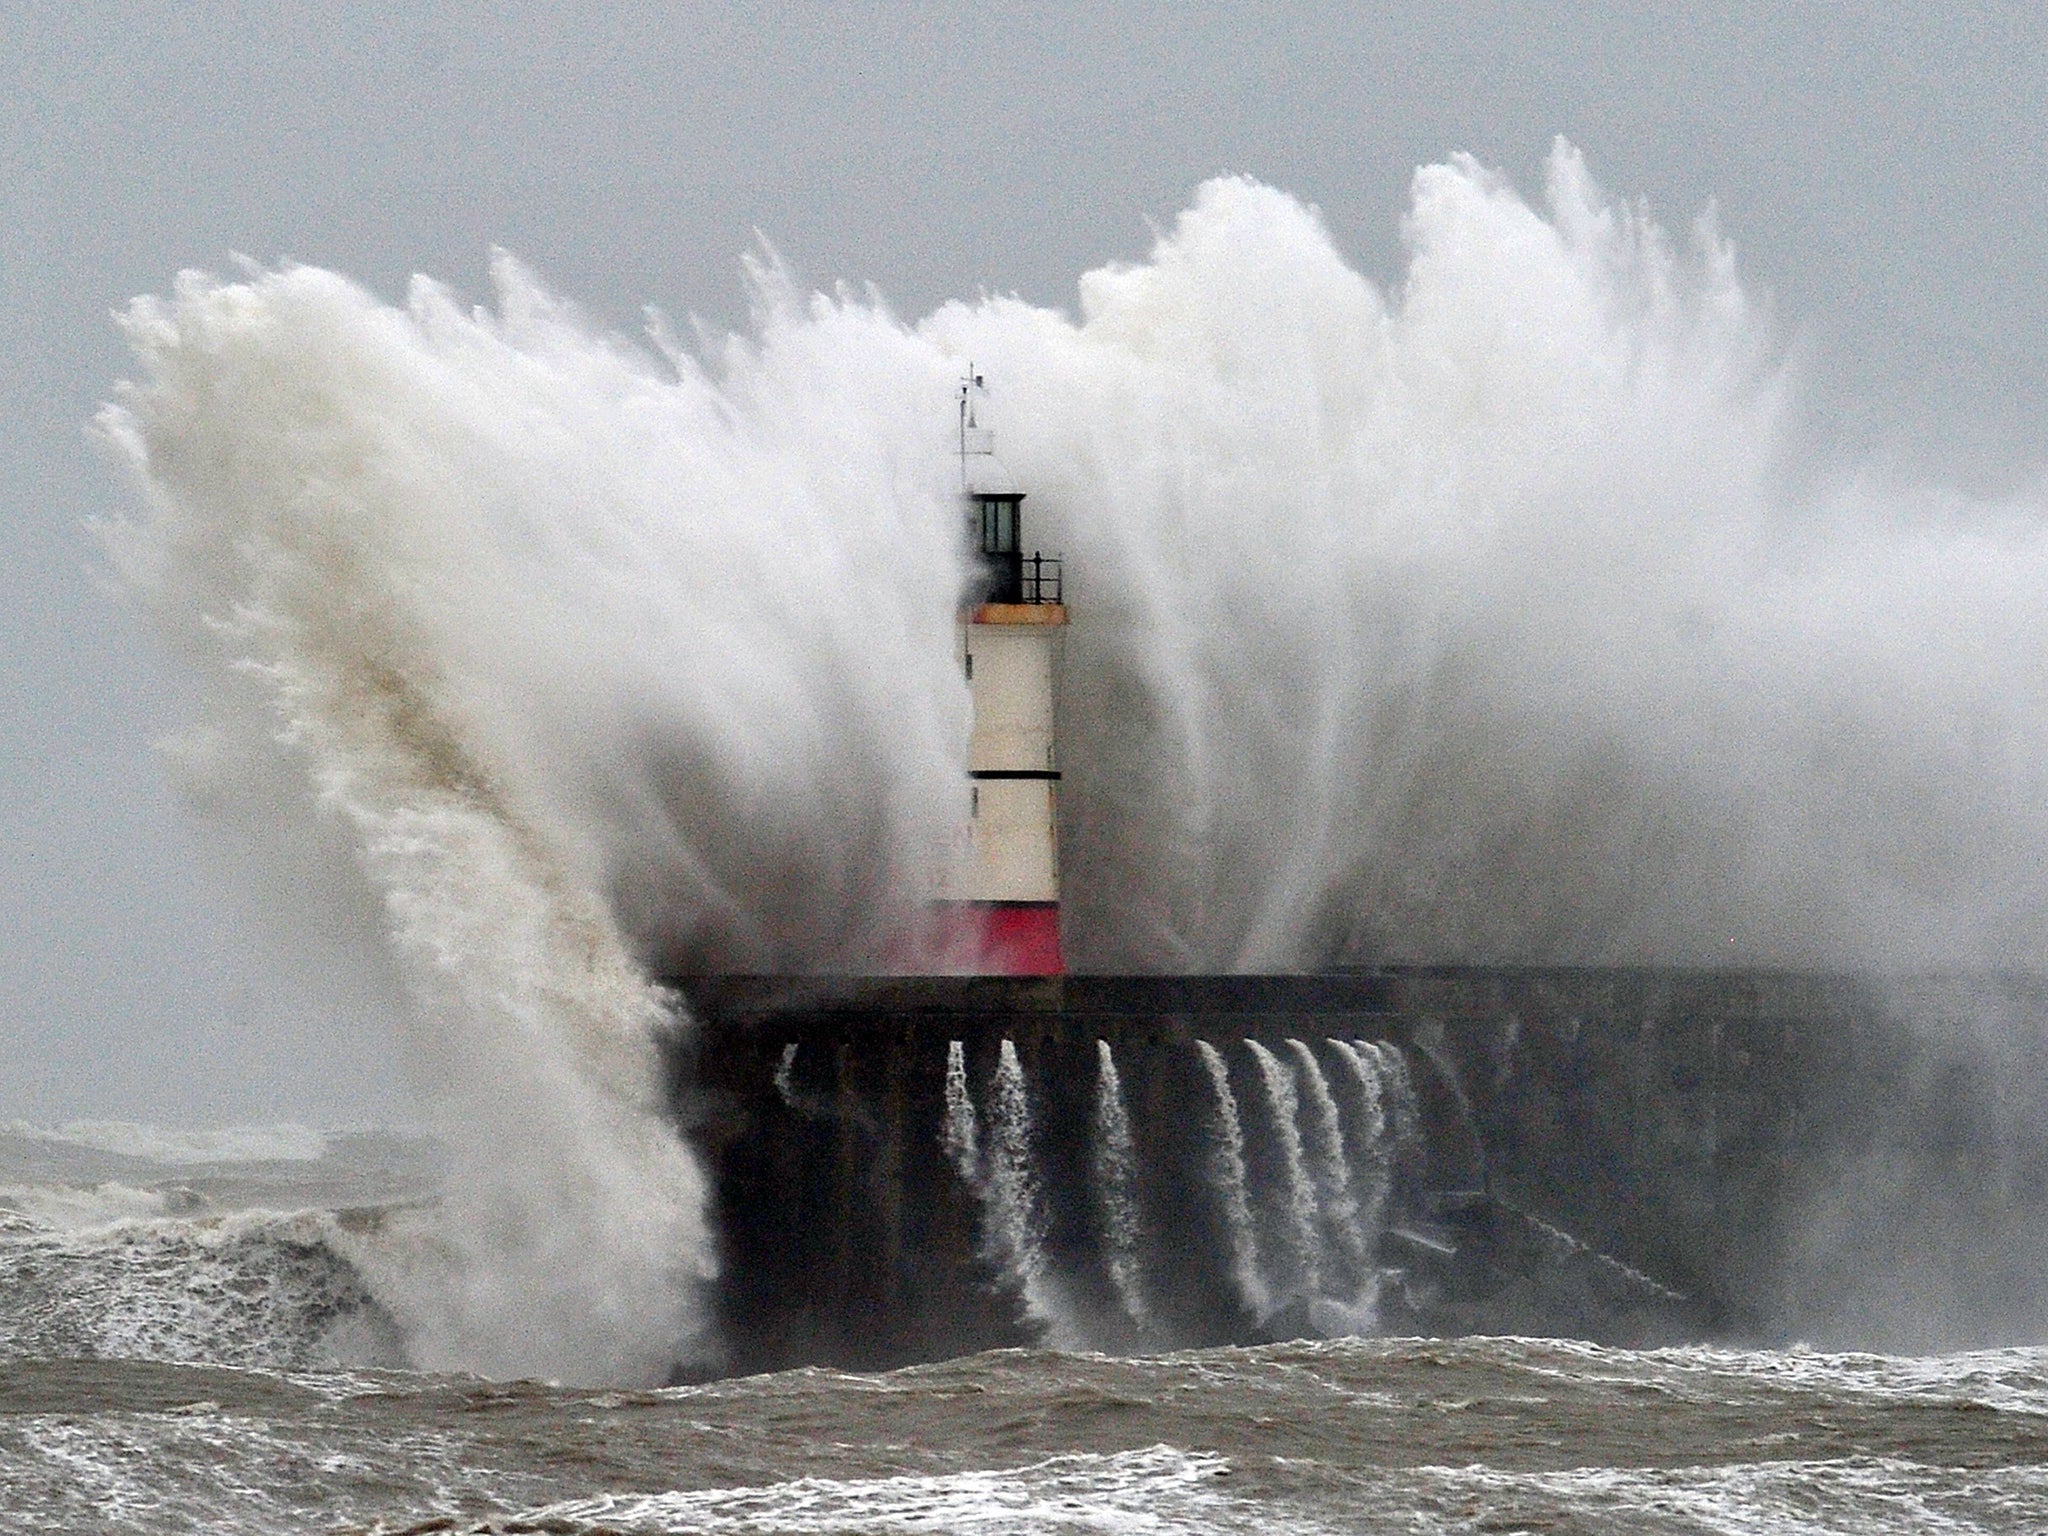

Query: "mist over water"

xmin=97 ymin=141 xmax=2048 ymax=1379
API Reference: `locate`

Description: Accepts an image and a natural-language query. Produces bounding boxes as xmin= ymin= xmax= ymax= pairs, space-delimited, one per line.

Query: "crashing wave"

xmin=97 ymin=141 xmax=2048 ymax=1379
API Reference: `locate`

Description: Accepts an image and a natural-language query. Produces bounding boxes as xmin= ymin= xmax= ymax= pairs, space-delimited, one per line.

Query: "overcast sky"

xmin=6 ymin=2 xmax=2047 ymax=1126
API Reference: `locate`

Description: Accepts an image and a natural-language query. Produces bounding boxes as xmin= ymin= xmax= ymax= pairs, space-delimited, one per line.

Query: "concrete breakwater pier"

xmin=669 ymin=970 xmax=2048 ymax=1377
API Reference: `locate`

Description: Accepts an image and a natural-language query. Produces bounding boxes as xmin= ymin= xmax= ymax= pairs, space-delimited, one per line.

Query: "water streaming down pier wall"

xmin=671 ymin=969 xmax=2048 ymax=1376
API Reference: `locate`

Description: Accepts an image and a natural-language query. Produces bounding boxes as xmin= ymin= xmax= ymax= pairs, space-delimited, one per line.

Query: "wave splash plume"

xmin=97 ymin=141 xmax=2048 ymax=1379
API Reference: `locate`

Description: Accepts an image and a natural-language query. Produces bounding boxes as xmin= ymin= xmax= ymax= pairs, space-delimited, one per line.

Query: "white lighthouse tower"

xmin=936 ymin=369 xmax=1065 ymax=975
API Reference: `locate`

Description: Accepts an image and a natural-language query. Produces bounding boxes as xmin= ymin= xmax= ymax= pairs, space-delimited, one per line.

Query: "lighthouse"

xmin=937 ymin=370 xmax=1065 ymax=975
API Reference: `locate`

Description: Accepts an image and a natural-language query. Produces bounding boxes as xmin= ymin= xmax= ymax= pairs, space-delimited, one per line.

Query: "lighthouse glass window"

xmin=977 ymin=497 xmax=1019 ymax=556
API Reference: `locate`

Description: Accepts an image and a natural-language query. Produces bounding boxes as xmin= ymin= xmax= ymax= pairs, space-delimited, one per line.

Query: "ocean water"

xmin=6 ymin=1123 xmax=2048 ymax=1534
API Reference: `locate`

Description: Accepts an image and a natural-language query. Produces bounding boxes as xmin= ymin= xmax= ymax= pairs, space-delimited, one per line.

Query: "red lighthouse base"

xmin=920 ymin=901 xmax=1064 ymax=976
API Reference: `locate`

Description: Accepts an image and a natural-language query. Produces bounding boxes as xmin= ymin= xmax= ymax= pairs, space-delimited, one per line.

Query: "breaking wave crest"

xmin=97 ymin=140 xmax=2048 ymax=1377
xmin=0 ymin=1204 xmax=403 ymax=1372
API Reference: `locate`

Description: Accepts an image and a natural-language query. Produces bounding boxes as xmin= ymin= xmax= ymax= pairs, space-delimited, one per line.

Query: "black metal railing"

xmin=1020 ymin=551 xmax=1062 ymax=604
xmin=975 ymin=550 xmax=1064 ymax=605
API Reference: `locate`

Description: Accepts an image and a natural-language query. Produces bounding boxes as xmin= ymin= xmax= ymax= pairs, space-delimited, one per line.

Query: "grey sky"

xmin=5 ymin=2 xmax=2046 ymax=1125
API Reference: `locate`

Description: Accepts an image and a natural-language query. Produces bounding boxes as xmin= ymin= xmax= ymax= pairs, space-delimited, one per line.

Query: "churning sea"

xmin=4 ymin=1121 xmax=2046 ymax=1535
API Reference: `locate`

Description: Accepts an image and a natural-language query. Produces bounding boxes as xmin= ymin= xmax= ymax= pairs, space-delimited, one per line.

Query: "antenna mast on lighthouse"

xmin=936 ymin=367 xmax=1067 ymax=976
xmin=958 ymin=364 xmax=985 ymax=485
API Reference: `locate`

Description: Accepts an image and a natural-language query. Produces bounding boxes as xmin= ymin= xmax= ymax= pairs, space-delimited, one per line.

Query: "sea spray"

xmin=1194 ymin=1041 xmax=1268 ymax=1318
xmin=1288 ymin=1038 xmax=1364 ymax=1279
xmin=1245 ymin=1040 xmax=1323 ymax=1300
xmin=1092 ymin=1040 xmax=1149 ymax=1327
xmin=112 ymin=150 xmax=2048 ymax=985
xmin=96 ymin=266 xmax=793 ymax=1383
xmin=942 ymin=1040 xmax=979 ymax=1182
xmin=955 ymin=151 xmax=2048 ymax=976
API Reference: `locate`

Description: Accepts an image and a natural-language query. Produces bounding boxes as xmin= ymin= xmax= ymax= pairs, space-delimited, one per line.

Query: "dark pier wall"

xmin=668 ymin=969 xmax=2048 ymax=1376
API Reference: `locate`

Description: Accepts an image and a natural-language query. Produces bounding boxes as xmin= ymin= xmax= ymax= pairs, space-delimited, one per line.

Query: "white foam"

xmin=1387 ymin=1334 xmax=2048 ymax=1418
xmin=1644 ymin=1341 xmax=2048 ymax=1418
xmin=509 ymin=1446 xmax=1252 ymax=1534
xmin=1403 ymin=1456 xmax=2048 ymax=1535
xmin=3 ymin=1403 xmax=525 ymax=1536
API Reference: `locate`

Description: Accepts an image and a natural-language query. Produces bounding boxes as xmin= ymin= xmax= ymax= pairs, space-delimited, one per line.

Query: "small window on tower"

xmin=978 ymin=497 xmax=1020 ymax=555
